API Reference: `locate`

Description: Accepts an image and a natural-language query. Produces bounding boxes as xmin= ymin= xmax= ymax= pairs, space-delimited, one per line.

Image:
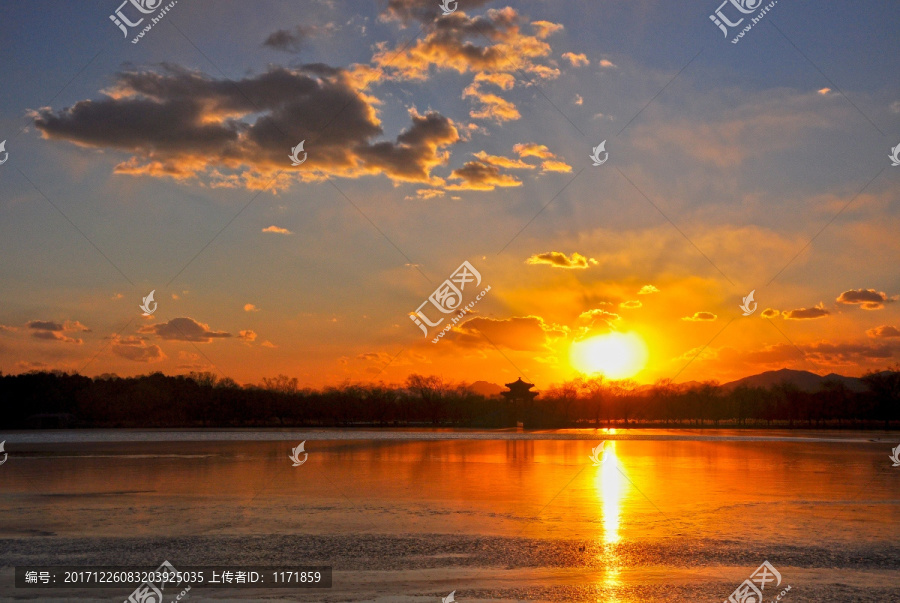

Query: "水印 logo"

xmin=139 ymin=290 xmax=157 ymax=316
xmin=410 ymin=260 xmax=491 ymax=343
xmin=588 ymin=442 xmax=608 ymax=466
xmin=889 ymin=444 xmax=900 ymax=467
xmin=710 ymin=0 xmax=777 ymax=44
xmin=739 ymin=290 xmax=757 ymax=316
xmin=110 ymin=0 xmax=178 ymax=44
xmin=0 ymin=140 xmax=8 ymax=165
xmin=589 ymin=140 xmax=608 ymax=166
xmin=726 ymin=560 xmax=790 ymax=603
xmin=289 ymin=140 xmax=307 ymax=166
xmin=439 ymin=0 xmax=458 ymax=16
xmin=289 ymin=441 xmax=308 ymax=466
xmin=0 ymin=441 xmax=7 ymax=466
xmin=889 ymin=143 xmax=900 ymax=167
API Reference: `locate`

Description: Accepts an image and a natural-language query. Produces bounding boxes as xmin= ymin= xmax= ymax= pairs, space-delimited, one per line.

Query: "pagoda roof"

xmin=505 ymin=377 xmax=535 ymax=389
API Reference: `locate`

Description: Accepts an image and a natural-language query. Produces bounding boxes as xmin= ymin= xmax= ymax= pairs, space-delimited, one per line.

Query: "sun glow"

xmin=569 ymin=332 xmax=648 ymax=379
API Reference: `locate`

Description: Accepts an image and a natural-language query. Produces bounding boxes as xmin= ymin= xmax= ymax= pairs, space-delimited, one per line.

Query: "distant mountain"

xmin=469 ymin=380 xmax=504 ymax=397
xmin=721 ymin=368 xmax=866 ymax=393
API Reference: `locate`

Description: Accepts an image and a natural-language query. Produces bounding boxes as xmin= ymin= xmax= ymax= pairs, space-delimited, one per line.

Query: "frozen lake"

xmin=0 ymin=429 xmax=897 ymax=601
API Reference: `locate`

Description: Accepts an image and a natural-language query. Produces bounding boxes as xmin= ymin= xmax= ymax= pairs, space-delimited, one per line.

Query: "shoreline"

xmin=1 ymin=427 xmax=898 ymax=444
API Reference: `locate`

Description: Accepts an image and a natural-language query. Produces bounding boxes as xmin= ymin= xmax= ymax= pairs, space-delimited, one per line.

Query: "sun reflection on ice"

xmin=593 ymin=440 xmax=628 ymax=601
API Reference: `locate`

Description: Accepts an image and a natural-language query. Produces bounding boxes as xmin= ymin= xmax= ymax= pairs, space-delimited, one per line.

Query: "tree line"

xmin=0 ymin=369 xmax=897 ymax=429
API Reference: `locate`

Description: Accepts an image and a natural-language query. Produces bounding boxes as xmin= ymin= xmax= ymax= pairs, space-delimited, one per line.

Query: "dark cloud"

xmin=34 ymin=64 xmax=458 ymax=189
xmin=28 ymin=320 xmax=63 ymax=331
xmin=111 ymin=335 xmax=166 ymax=363
xmin=451 ymin=315 xmax=565 ymax=351
xmin=836 ymin=288 xmax=895 ymax=310
xmin=783 ymin=305 xmax=830 ymax=320
xmin=867 ymin=325 xmax=900 ymax=338
xmin=382 ymin=0 xmax=498 ymax=25
xmin=761 ymin=308 xmax=779 ymax=318
xmin=263 ymin=23 xmax=337 ymax=53
xmin=140 ymin=317 xmax=231 ymax=342
xmin=26 ymin=319 xmax=87 ymax=343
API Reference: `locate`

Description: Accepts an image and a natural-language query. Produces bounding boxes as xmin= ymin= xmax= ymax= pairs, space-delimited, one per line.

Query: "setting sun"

xmin=569 ymin=332 xmax=649 ymax=379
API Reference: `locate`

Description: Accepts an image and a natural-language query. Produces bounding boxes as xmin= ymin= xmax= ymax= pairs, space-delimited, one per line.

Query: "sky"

xmin=0 ymin=0 xmax=898 ymax=389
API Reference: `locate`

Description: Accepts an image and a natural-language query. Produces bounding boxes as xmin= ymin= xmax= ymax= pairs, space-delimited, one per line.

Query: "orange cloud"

xmin=262 ymin=225 xmax=292 ymax=235
xmin=374 ymin=8 xmax=558 ymax=81
xmin=525 ymin=251 xmax=597 ymax=269
xmin=561 ymin=52 xmax=589 ymax=67
xmin=447 ymin=161 xmax=521 ymax=191
xmin=540 ymin=159 xmax=572 ymax=173
xmin=463 ymin=82 xmax=521 ymax=122
xmin=637 ymin=285 xmax=659 ymax=295
xmin=513 ymin=142 xmax=554 ymax=159
xmin=682 ymin=312 xmax=717 ymax=322
xmin=472 ymin=150 xmax=534 ymax=169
